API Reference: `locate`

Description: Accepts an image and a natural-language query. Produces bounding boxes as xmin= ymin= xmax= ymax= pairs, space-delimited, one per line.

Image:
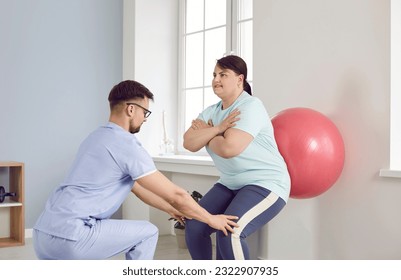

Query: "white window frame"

xmin=177 ymin=0 xmax=253 ymax=155
xmin=380 ymin=0 xmax=401 ymax=178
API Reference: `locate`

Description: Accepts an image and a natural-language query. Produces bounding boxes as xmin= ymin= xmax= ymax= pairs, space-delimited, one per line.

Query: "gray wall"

xmin=0 ymin=0 xmax=123 ymax=228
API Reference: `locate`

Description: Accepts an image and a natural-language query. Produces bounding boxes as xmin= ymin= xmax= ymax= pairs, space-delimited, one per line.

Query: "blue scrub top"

xmin=34 ymin=122 xmax=157 ymax=241
xmin=199 ymin=92 xmax=291 ymax=202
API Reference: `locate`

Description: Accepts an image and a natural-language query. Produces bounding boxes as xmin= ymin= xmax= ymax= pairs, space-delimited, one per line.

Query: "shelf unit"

xmin=0 ymin=161 xmax=24 ymax=248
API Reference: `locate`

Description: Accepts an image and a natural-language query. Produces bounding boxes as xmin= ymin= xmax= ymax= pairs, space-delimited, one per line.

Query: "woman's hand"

xmin=214 ymin=109 xmax=241 ymax=135
xmin=191 ymin=109 xmax=240 ymax=135
xmin=191 ymin=119 xmax=212 ymax=130
xmin=184 ymin=109 xmax=240 ymax=152
xmin=207 ymin=214 xmax=239 ymax=236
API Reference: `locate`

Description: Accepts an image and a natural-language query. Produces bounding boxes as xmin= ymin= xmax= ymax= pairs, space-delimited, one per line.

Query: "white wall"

xmin=254 ymin=0 xmax=401 ymax=259
xmin=129 ymin=0 xmax=401 ymax=259
xmin=0 ymin=0 xmax=123 ymax=228
xmin=132 ymin=0 xmax=179 ymax=156
xmin=122 ymin=0 xmax=179 ymax=228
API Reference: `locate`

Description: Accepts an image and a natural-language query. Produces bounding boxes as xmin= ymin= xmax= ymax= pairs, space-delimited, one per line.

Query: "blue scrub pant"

xmin=185 ymin=183 xmax=285 ymax=260
xmin=33 ymin=219 xmax=158 ymax=260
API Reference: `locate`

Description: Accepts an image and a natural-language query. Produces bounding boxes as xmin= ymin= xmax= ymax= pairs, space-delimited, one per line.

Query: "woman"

xmin=183 ymin=55 xmax=291 ymax=260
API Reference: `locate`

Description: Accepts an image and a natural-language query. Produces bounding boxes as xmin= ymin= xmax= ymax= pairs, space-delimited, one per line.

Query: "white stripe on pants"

xmin=231 ymin=191 xmax=279 ymax=260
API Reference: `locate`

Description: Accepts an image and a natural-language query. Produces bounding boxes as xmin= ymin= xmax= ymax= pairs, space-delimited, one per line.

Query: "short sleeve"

xmin=110 ymin=137 xmax=157 ymax=180
xmin=233 ymin=98 xmax=269 ymax=137
xmin=128 ymin=143 xmax=157 ymax=180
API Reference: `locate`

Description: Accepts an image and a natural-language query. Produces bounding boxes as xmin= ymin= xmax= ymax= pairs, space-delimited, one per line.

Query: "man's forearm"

xmin=132 ymin=183 xmax=176 ymax=214
xmin=136 ymin=171 xmax=211 ymax=222
xmin=168 ymin=190 xmax=212 ymax=224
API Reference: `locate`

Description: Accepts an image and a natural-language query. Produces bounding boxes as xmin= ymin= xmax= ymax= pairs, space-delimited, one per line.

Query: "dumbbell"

xmin=191 ymin=191 xmax=203 ymax=202
xmin=0 ymin=186 xmax=16 ymax=203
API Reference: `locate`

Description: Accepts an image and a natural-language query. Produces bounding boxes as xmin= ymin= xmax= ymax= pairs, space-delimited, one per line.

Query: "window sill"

xmin=379 ymin=169 xmax=401 ymax=178
xmin=152 ymin=154 xmax=219 ymax=177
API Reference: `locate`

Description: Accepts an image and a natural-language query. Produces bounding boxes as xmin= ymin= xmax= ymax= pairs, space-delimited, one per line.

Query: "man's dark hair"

xmin=108 ymin=80 xmax=154 ymax=109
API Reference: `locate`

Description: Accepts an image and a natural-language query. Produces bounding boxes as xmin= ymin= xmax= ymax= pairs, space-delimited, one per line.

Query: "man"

xmin=33 ymin=80 xmax=238 ymax=260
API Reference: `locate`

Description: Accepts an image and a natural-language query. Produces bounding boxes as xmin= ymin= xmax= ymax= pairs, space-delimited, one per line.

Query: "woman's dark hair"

xmin=108 ymin=80 xmax=154 ymax=108
xmin=216 ymin=55 xmax=252 ymax=95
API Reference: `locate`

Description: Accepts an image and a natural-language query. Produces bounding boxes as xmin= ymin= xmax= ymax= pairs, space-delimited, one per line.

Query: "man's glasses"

xmin=126 ymin=103 xmax=152 ymax=118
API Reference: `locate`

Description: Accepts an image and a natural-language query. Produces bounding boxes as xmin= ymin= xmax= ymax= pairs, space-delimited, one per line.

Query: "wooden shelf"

xmin=0 ymin=161 xmax=24 ymax=248
xmin=0 ymin=237 xmax=24 ymax=248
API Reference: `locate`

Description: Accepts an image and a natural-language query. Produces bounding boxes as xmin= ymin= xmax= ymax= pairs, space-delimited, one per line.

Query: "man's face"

xmin=127 ymin=97 xmax=150 ymax=134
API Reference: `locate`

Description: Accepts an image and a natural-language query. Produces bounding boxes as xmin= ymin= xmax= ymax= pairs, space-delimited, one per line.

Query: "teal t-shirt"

xmin=198 ymin=92 xmax=291 ymax=202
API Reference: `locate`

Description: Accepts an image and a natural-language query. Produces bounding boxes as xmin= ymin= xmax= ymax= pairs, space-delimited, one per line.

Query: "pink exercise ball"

xmin=271 ymin=108 xmax=345 ymax=199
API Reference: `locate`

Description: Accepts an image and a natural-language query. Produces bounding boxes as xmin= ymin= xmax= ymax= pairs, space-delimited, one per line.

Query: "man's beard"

xmin=130 ymin=126 xmax=140 ymax=134
xmin=129 ymin=118 xmax=141 ymax=134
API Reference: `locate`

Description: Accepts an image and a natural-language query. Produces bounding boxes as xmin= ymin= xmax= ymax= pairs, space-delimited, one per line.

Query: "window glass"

xmin=204 ymin=86 xmax=220 ymax=108
xmin=185 ymin=88 xmax=204 ymax=129
xmin=239 ymin=0 xmax=253 ymax=20
xmin=204 ymin=27 xmax=226 ymax=85
xmin=185 ymin=33 xmax=204 ymax=88
xmin=205 ymin=0 xmax=226 ymax=29
xmin=186 ymin=0 xmax=204 ymax=33
xmin=179 ymin=0 xmax=253 ymax=153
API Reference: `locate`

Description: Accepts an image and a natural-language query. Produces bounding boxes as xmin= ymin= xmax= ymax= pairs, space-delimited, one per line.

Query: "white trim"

xmin=227 ymin=0 xmax=234 ymax=52
xmin=231 ymin=191 xmax=279 ymax=260
xmin=0 ymin=201 xmax=22 ymax=208
xmin=177 ymin=0 xmax=186 ymax=155
xmin=229 ymin=0 xmax=238 ymax=54
xmin=379 ymin=169 xmax=401 ymax=178
xmin=152 ymin=155 xmax=219 ymax=176
xmin=390 ymin=0 xmax=401 ymax=170
xmin=134 ymin=169 xmax=158 ymax=180
xmin=25 ymin=228 xmax=33 ymax=239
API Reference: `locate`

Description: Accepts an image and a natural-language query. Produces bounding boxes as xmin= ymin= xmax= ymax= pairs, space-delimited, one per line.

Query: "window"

xmin=390 ymin=0 xmax=401 ymax=170
xmin=380 ymin=0 xmax=401 ymax=177
xmin=178 ymin=0 xmax=253 ymax=154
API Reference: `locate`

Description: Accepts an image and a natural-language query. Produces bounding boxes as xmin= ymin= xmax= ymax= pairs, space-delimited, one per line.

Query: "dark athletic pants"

xmin=185 ymin=183 xmax=286 ymax=260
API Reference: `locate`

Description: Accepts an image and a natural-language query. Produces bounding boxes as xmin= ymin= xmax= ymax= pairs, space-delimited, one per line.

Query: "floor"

xmin=0 ymin=234 xmax=192 ymax=260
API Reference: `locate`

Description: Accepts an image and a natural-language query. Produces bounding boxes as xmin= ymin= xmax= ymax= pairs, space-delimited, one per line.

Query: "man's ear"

xmin=126 ymin=104 xmax=134 ymax=117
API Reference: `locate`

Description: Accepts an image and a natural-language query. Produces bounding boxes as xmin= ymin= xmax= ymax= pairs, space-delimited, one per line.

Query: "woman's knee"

xmin=185 ymin=219 xmax=213 ymax=236
xmin=216 ymin=230 xmax=249 ymax=260
xmin=216 ymin=228 xmax=245 ymax=250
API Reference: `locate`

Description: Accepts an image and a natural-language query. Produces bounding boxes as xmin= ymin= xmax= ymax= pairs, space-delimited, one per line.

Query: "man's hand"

xmin=168 ymin=209 xmax=187 ymax=226
xmin=208 ymin=214 xmax=239 ymax=236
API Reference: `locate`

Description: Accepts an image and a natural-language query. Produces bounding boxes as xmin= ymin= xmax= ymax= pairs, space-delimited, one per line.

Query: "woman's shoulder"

xmin=236 ymin=93 xmax=264 ymax=107
xmin=203 ymin=100 xmax=222 ymax=113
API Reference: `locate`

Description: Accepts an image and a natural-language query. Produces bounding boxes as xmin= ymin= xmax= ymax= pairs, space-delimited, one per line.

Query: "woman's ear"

xmin=238 ymin=74 xmax=244 ymax=83
xmin=237 ymin=74 xmax=244 ymax=87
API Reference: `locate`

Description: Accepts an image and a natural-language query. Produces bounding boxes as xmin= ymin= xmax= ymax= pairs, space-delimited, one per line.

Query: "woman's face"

xmin=212 ymin=64 xmax=243 ymax=99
